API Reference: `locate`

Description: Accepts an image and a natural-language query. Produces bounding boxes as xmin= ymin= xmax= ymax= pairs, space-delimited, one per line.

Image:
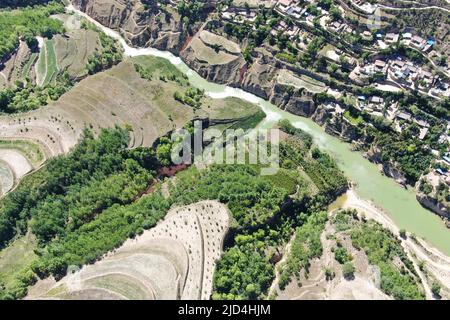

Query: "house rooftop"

xmin=370 ymin=96 xmax=384 ymax=104
xmin=375 ymin=60 xmax=386 ymax=67
xmin=412 ymin=35 xmax=425 ymax=43
xmin=278 ymin=0 xmax=292 ymax=6
xmin=397 ymin=111 xmax=412 ymax=121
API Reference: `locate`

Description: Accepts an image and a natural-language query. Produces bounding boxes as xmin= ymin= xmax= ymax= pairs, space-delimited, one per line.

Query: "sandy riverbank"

xmin=341 ymin=188 xmax=450 ymax=299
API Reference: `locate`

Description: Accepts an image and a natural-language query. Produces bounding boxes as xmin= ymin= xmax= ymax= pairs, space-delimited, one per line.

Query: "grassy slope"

xmin=0 ymin=233 xmax=37 ymax=288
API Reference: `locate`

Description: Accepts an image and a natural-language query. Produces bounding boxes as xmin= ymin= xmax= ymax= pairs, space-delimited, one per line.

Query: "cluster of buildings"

xmin=277 ymin=0 xmax=306 ymax=19
xmin=327 ymin=20 xmax=354 ymax=35
xmin=353 ymin=56 xmax=450 ymax=97
xmin=320 ymin=92 xmax=432 ymax=140
xmin=356 ymin=95 xmax=387 ymax=117
xmin=371 ymin=32 xmax=434 ymax=54
xmin=221 ymin=10 xmax=257 ymax=23
xmin=219 ymin=0 xmax=449 ymax=100
xmin=276 ymin=0 xmax=331 ymax=25
xmin=389 ymin=58 xmax=434 ymax=88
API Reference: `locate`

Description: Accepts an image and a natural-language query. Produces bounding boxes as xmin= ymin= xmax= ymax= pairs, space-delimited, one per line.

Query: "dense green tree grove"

xmin=333 ymin=246 xmax=352 ymax=264
xmin=173 ymin=87 xmax=204 ymax=109
xmin=278 ymin=126 xmax=348 ymax=201
xmin=0 ymin=127 xmax=166 ymax=298
xmin=0 ymin=121 xmax=350 ymax=300
xmin=0 ymin=1 xmax=64 ymax=60
xmin=0 ymin=72 xmax=72 ymax=113
xmin=30 ymin=158 xmax=152 ymax=243
xmin=33 ymin=191 xmax=170 ymax=277
xmin=0 ymin=127 xmax=154 ymax=248
xmin=170 ymin=165 xmax=288 ymax=230
xmin=209 ymin=125 xmax=348 ymax=299
xmin=213 ymin=241 xmax=274 ymax=300
xmin=366 ymin=126 xmax=434 ymax=183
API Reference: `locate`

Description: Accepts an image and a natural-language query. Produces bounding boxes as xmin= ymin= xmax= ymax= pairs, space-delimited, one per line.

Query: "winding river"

xmin=68 ymin=5 xmax=450 ymax=255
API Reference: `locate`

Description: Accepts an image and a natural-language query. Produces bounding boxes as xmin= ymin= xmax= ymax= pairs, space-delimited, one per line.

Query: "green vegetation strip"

xmin=43 ymin=39 xmax=57 ymax=86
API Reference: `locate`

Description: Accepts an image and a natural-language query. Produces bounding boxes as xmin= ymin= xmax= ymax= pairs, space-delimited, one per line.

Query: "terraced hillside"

xmin=28 ymin=201 xmax=231 ymax=300
xmin=1 ymin=10 xmax=115 ymax=91
xmin=0 ymin=41 xmax=37 ymax=90
xmin=53 ymin=29 xmax=101 ymax=79
xmin=0 ymin=55 xmax=262 ymax=196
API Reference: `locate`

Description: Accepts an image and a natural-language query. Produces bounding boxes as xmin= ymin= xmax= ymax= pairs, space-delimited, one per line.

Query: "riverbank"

xmin=341 ymin=188 xmax=450 ymax=299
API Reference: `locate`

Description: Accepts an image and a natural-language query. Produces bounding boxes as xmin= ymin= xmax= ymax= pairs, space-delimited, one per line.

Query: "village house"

xmin=362 ymin=30 xmax=372 ymax=39
xmin=396 ymin=111 xmax=412 ymax=122
xmin=286 ymin=25 xmax=300 ymax=39
xmin=419 ymin=70 xmax=434 ymax=85
xmin=411 ymin=35 xmax=426 ymax=49
xmin=374 ymin=59 xmax=387 ymax=73
xmin=343 ymin=25 xmax=354 ymax=34
xmin=390 ymin=59 xmax=423 ymax=86
xmin=368 ymin=96 xmax=385 ymax=112
xmin=370 ymin=96 xmax=384 ymax=105
xmin=402 ymin=32 xmax=412 ymax=41
xmin=431 ymin=79 xmax=450 ymax=97
xmin=278 ymin=0 xmax=293 ymax=11
xmin=385 ymin=33 xmax=399 ymax=44
xmin=329 ymin=21 xmax=344 ymax=32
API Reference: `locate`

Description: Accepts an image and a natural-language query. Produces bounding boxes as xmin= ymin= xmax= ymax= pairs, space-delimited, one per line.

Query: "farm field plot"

xmin=199 ymin=31 xmax=241 ymax=55
xmin=22 ymin=53 xmax=38 ymax=81
xmin=51 ymin=13 xmax=82 ymax=31
xmin=0 ymin=140 xmax=46 ymax=168
xmin=28 ymin=201 xmax=231 ymax=300
xmin=189 ymin=37 xmax=238 ymax=65
xmin=36 ymin=39 xmax=58 ymax=87
xmin=0 ymin=139 xmax=45 ymax=197
xmin=185 ymin=30 xmax=244 ymax=67
xmin=43 ymin=39 xmax=58 ymax=86
xmin=0 ymin=149 xmax=32 ymax=180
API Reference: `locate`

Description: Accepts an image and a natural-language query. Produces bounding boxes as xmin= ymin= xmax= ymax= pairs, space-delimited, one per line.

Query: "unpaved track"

xmin=378 ymin=4 xmax=450 ymax=13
